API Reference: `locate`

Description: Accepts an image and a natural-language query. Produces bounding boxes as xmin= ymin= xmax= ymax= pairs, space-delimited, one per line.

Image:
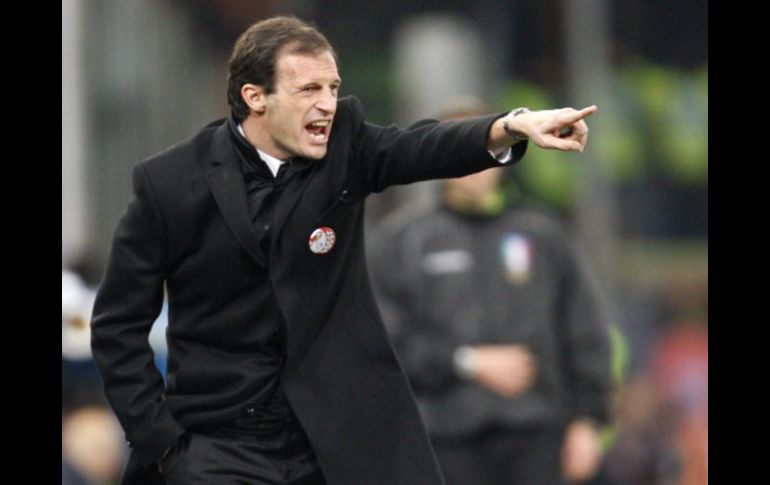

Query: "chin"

xmin=303 ymin=147 xmax=328 ymax=160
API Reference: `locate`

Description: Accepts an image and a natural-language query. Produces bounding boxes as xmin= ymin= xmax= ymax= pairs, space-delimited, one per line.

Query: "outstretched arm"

xmin=487 ymin=105 xmax=598 ymax=154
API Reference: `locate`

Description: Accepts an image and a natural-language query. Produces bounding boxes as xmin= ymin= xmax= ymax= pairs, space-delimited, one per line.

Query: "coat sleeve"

xmin=90 ymin=162 xmax=185 ymax=469
xmin=344 ymin=96 xmax=527 ymax=197
xmin=556 ymin=239 xmax=613 ymax=424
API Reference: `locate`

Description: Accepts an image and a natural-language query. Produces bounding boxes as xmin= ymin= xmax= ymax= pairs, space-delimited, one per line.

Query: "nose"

xmin=315 ymin=88 xmax=337 ymax=114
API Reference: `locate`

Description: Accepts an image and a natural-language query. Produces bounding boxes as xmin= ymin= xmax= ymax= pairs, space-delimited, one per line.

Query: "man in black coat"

xmin=90 ymin=16 xmax=597 ymax=485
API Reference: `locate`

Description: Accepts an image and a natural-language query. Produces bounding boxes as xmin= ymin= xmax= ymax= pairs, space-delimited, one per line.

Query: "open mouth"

xmin=305 ymin=120 xmax=331 ymax=142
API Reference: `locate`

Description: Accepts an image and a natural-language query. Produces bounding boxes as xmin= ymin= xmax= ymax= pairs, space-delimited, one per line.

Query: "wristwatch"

xmin=502 ymin=107 xmax=531 ymax=144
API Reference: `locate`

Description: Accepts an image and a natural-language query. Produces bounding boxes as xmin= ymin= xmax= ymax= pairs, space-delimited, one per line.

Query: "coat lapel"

xmin=203 ymin=124 xmax=266 ymax=267
xmin=269 ymin=157 xmax=318 ymax=248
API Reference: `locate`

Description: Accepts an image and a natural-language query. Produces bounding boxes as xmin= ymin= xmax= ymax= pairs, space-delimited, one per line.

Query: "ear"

xmin=241 ymin=83 xmax=267 ymax=115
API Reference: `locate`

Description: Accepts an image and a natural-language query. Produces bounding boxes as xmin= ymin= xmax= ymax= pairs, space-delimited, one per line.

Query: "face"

xmin=259 ymin=49 xmax=340 ymax=160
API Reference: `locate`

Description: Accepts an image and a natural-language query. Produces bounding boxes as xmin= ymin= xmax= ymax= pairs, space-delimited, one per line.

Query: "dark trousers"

xmin=431 ymin=426 xmax=566 ymax=485
xmin=160 ymin=411 xmax=326 ymax=485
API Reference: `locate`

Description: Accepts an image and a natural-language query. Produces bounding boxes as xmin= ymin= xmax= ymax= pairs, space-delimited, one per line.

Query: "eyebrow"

xmin=296 ymin=80 xmax=342 ymax=89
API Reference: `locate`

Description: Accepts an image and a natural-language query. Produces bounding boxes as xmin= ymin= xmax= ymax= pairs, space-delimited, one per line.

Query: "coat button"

xmin=244 ymin=406 xmax=256 ymax=417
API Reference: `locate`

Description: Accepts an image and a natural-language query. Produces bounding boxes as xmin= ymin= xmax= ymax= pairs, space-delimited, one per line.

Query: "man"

xmin=90 ymin=16 xmax=596 ymax=485
xmin=370 ymin=102 xmax=612 ymax=485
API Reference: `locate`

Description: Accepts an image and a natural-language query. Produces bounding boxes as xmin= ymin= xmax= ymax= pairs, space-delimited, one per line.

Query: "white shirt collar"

xmin=237 ymin=123 xmax=286 ymax=178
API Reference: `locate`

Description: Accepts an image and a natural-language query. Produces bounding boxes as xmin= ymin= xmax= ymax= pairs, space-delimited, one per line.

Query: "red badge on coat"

xmin=308 ymin=227 xmax=336 ymax=254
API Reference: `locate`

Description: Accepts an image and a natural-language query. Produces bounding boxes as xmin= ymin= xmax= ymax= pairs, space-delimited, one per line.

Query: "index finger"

xmin=563 ymin=105 xmax=598 ymax=123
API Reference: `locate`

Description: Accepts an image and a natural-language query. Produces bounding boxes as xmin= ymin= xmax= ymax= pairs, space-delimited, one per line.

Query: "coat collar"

xmin=202 ymin=120 xmax=320 ymax=268
xmin=203 ymin=121 xmax=265 ymax=267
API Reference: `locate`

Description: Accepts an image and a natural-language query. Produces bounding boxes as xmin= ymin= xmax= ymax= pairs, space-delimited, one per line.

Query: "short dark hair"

xmin=227 ymin=16 xmax=336 ymax=120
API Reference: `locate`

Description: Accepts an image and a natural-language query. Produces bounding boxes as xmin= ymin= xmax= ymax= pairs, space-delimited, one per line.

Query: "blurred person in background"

xmin=62 ymin=405 xmax=126 ymax=485
xmin=62 ymin=269 xmax=104 ymax=411
xmin=603 ymin=276 xmax=707 ymax=485
xmin=90 ymin=16 xmax=597 ymax=485
xmin=370 ymin=99 xmax=613 ymax=485
xmin=649 ymin=320 xmax=707 ymax=485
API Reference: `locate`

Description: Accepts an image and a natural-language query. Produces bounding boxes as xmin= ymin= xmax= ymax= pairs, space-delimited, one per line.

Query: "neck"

xmin=240 ymin=114 xmax=289 ymax=161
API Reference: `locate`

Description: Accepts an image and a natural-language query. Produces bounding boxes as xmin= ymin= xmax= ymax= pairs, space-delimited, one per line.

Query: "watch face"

xmin=503 ymin=109 xmax=530 ymax=141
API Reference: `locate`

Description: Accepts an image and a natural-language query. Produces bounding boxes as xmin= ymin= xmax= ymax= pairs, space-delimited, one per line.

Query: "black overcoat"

xmin=91 ymin=96 xmax=525 ymax=484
